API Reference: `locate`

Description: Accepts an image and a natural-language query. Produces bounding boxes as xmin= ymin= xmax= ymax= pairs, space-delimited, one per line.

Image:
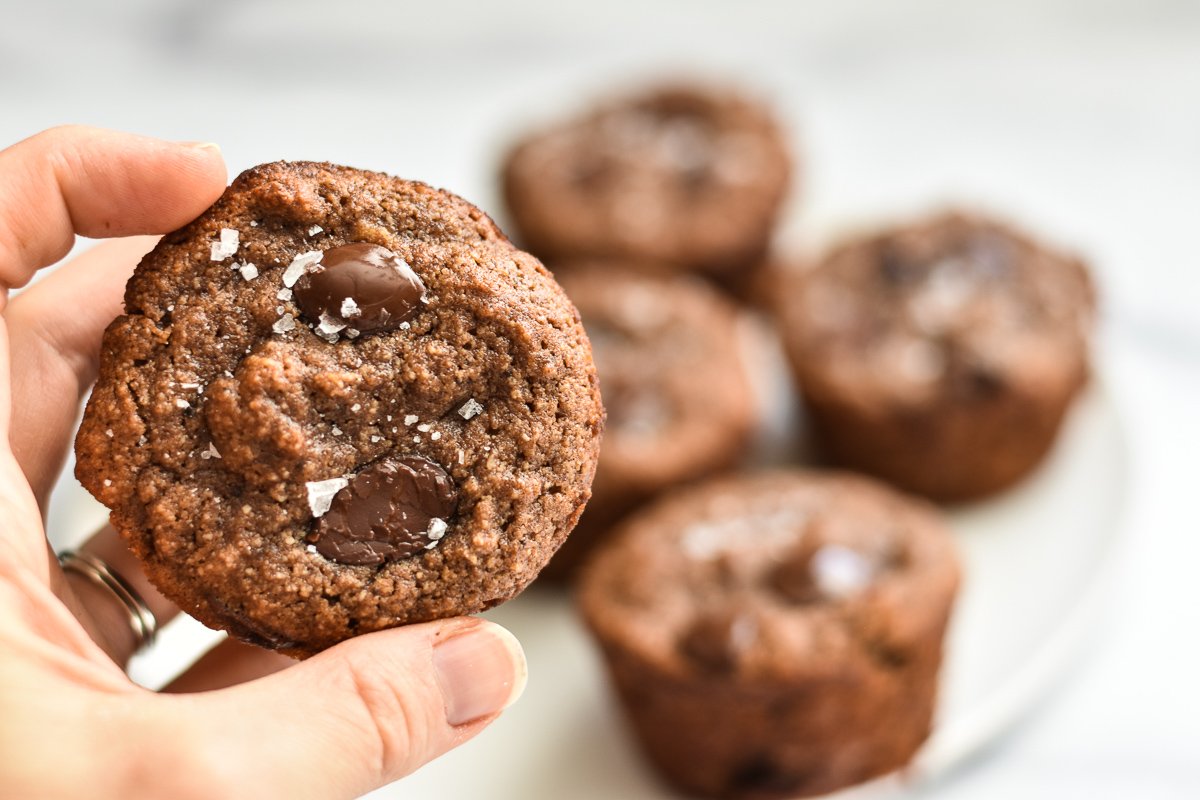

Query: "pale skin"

xmin=0 ymin=127 xmax=527 ymax=799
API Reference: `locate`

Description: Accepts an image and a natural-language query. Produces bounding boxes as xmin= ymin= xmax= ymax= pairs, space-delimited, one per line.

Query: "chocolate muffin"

xmin=542 ymin=265 xmax=759 ymax=578
xmin=75 ymin=161 xmax=604 ymax=657
xmin=578 ymin=471 xmax=960 ymax=800
xmin=501 ymin=83 xmax=792 ymax=287
xmin=779 ymin=211 xmax=1094 ymax=502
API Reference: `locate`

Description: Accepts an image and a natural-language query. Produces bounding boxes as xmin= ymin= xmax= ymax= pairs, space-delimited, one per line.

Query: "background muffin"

xmin=778 ymin=211 xmax=1095 ymax=502
xmin=501 ymin=82 xmax=793 ymax=290
xmin=578 ymin=470 xmax=961 ymax=799
xmin=543 ymin=264 xmax=759 ymax=578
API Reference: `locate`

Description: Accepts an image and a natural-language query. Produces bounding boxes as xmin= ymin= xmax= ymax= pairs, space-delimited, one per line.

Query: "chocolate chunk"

xmin=729 ymin=756 xmax=811 ymax=796
xmin=766 ymin=541 xmax=823 ymax=604
xmin=769 ymin=540 xmax=879 ymax=604
xmin=679 ymin=608 xmax=757 ymax=673
xmin=294 ymin=243 xmax=425 ymax=334
xmin=308 ymin=455 xmax=457 ymax=566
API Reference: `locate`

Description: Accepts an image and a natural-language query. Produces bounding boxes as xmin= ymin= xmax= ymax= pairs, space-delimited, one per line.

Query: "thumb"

xmin=167 ymin=618 xmax=527 ymax=799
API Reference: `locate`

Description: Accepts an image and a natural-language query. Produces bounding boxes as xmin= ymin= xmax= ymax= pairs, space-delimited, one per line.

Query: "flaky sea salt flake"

xmin=306 ymin=477 xmax=349 ymax=518
xmin=276 ymin=287 xmax=293 ymax=301
xmin=427 ymin=518 xmax=448 ymax=541
xmin=458 ymin=398 xmax=483 ymax=419
xmin=200 ymin=442 xmax=221 ymax=460
xmin=272 ymin=313 xmax=297 ymax=334
xmin=209 ymin=228 xmax=240 ymax=261
xmin=307 ymin=224 xmax=323 ymax=236
xmin=404 ymin=414 xmax=418 ymax=426
xmin=340 ymin=297 xmax=360 ymax=318
xmin=238 ymin=262 xmax=259 ymax=280
xmin=317 ymin=311 xmax=347 ymax=336
xmin=283 ymin=251 xmax=322 ymax=287
xmin=175 ymin=398 xmax=190 ymax=409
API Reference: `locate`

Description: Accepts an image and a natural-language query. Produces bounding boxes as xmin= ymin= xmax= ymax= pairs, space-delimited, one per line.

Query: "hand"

xmin=0 ymin=127 xmax=527 ymax=799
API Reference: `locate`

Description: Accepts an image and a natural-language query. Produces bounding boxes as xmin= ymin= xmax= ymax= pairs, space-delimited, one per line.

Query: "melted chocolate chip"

xmin=766 ymin=541 xmax=824 ymax=604
xmin=294 ymin=243 xmax=425 ymax=334
xmin=729 ymin=756 xmax=812 ymax=796
xmin=308 ymin=455 xmax=457 ymax=566
xmin=769 ymin=539 xmax=893 ymax=604
xmin=679 ymin=609 xmax=757 ymax=673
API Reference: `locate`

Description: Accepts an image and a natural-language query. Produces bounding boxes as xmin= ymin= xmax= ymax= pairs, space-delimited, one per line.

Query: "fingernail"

xmin=179 ymin=141 xmax=222 ymax=154
xmin=432 ymin=621 xmax=527 ymax=726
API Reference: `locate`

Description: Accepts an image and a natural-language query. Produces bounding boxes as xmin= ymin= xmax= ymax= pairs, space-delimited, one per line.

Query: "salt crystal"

xmin=200 ymin=442 xmax=221 ymax=460
xmin=340 ymin=298 xmax=360 ymax=319
xmin=175 ymin=398 xmax=190 ymax=409
xmin=404 ymin=415 xmax=418 ymax=426
xmin=345 ymin=329 xmax=360 ymax=339
xmin=458 ymin=399 xmax=483 ymax=419
xmin=399 ymin=321 xmax=411 ymax=330
xmin=238 ymin=262 xmax=259 ymax=280
xmin=103 ymin=479 xmax=112 ymax=487
xmin=331 ymin=426 xmax=342 ymax=436
xmin=276 ymin=287 xmax=293 ymax=301
xmin=370 ymin=435 xmax=381 ymax=443
xmin=180 ymin=383 xmax=199 ymax=390
xmin=351 ymin=403 xmax=361 ymax=413
xmin=416 ymin=423 xmax=431 ymax=433
xmin=105 ymin=429 xmax=114 ymax=438
xmin=811 ymin=545 xmax=873 ymax=598
xmin=431 ymin=431 xmax=441 ymax=441
xmin=282 ymin=251 xmax=322 ymax=287
xmin=272 ymin=313 xmax=297 ymax=334
xmin=306 ymin=477 xmax=349 ymax=518
xmin=317 ymin=311 xmax=347 ymax=336
xmin=209 ymin=228 xmax=240 ymax=261
xmin=308 ymin=224 xmax=323 ymax=236
xmin=305 ymin=544 xmax=317 ymax=554
xmin=250 ymin=220 xmax=259 ymax=228
xmin=413 ymin=435 xmax=420 ymax=443
xmin=427 ymin=518 xmax=448 ymax=541
xmin=457 ymin=450 xmax=465 ymax=464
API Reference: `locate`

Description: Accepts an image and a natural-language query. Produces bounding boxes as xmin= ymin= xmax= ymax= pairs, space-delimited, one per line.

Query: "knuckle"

xmin=341 ymin=648 xmax=434 ymax=783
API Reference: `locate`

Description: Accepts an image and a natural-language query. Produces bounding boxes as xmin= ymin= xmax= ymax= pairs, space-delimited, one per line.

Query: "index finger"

xmin=0 ymin=125 xmax=227 ymax=298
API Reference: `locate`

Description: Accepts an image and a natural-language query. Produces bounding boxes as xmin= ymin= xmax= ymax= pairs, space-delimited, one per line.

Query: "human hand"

xmin=0 ymin=127 xmax=527 ymax=799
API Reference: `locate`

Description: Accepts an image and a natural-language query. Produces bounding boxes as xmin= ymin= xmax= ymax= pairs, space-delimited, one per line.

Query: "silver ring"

xmin=58 ymin=550 xmax=157 ymax=652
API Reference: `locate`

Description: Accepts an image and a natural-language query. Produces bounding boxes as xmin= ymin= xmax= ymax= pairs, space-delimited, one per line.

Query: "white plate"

xmin=377 ymin=376 xmax=1127 ymax=800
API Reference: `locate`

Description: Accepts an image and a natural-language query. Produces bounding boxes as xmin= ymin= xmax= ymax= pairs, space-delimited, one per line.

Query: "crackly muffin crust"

xmin=76 ymin=161 xmax=603 ymax=656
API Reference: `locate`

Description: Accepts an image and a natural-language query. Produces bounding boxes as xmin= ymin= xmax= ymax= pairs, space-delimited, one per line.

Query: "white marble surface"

xmin=4 ymin=1 xmax=1199 ymax=797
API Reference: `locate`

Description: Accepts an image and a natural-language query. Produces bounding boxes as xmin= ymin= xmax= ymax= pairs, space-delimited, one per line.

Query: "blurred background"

xmin=4 ymin=1 xmax=1198 ymax=797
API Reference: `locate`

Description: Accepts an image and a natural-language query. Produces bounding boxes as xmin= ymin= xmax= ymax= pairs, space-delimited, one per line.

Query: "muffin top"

xmin=76 ymin=161 xmax=603 ymax=655
xmin=780 ymin=212 xmax=1094 ymax=408
xmin=503 ymin=83 xmax=792 ymax=275
xmin=578 ymin=471 xmax=960 ymax=684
